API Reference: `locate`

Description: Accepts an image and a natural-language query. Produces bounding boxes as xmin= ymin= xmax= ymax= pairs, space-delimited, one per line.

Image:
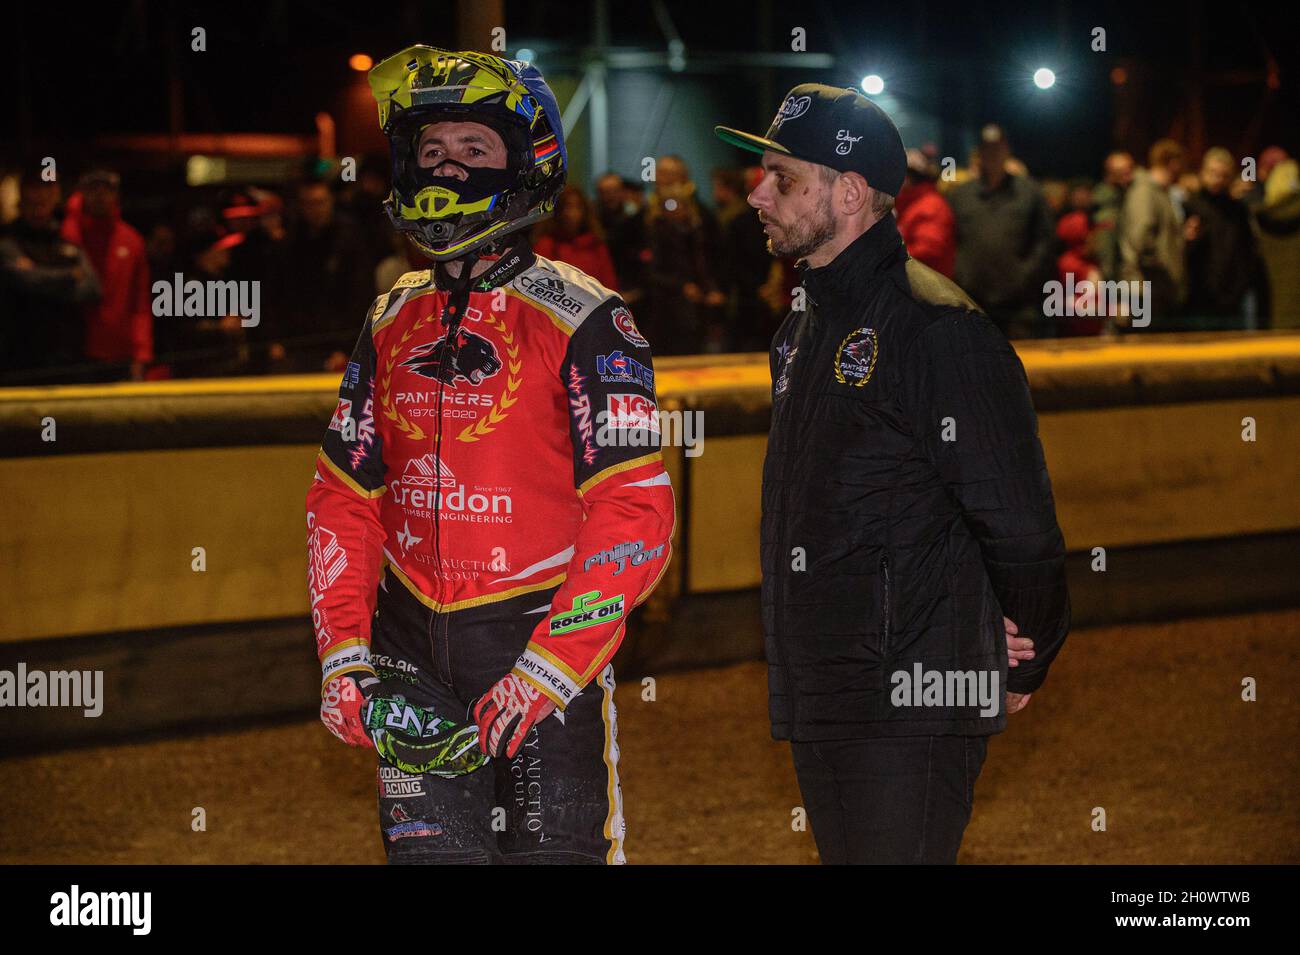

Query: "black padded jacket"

xmin=761 ymin=215 xmax=1070 ymax=741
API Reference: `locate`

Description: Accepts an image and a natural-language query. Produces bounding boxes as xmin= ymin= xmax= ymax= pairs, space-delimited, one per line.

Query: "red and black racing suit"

xmin=306 ymin=241 xmax=675 ymax=863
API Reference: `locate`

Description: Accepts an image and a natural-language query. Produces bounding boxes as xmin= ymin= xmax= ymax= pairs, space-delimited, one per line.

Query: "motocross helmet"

xmin=368 ymin=45 xmax=567 ymax=261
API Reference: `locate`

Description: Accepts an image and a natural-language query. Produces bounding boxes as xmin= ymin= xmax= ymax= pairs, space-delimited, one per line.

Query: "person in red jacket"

xmin=531 ymin=186 xmax=620 ymax=291
xmin=894 ymin=148 xmax=956 ymax=278
xmin=1056 ymin=182 xmax=1103 ymax=336
xmin=61 ymin=170 xmax=153 ymax=380
xmin=307 ymin=45 xmax=675 ymax=864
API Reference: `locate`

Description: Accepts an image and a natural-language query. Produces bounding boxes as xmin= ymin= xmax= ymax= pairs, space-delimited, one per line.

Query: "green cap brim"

xmin=714 ymin=125 xmax=790 ymax=157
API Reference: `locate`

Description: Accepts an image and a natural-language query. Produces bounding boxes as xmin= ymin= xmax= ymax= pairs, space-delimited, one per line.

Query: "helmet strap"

xmin=433 ymin=248 xmax=481 ymax=325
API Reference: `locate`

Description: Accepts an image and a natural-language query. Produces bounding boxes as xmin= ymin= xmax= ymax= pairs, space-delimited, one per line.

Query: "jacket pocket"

xmin=879 ymin=554 xmax=892 ymax=660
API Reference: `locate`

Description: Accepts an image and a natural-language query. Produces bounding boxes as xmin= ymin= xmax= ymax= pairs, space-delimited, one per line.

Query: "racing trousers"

xmin=371 ymin=576 xmax=625 ymax=865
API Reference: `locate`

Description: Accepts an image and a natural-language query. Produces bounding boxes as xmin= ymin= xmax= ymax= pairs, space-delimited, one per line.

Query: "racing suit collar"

xmin=432 ymin=236 xmax=536 ymax=293
xmin=799 ymin=214 xmax=907 ymax=310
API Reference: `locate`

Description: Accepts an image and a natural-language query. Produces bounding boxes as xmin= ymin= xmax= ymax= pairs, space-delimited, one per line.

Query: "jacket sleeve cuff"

xmin=513 ymin=644 xmax=585 ymax=710
xmin=1006 ymin=665 xmax=1050 ymax=695
xmin=319 ymin=640 xmax=373 ymax=691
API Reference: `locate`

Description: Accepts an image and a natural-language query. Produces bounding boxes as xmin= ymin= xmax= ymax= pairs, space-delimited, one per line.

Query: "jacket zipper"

xmin=880 ymin=554 xmax=892 ymax=660
xmin=772 ymin=314 xmax=809 ymax=731
xmin=429 ymin=288 xmax=466 ymax=691
xmin=773 ymin=415 xmax=793 ymax=729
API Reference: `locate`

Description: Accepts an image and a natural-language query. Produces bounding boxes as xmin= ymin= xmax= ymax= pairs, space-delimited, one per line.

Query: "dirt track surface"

xmin=2 ymin=609 xmax=1297 ymax=864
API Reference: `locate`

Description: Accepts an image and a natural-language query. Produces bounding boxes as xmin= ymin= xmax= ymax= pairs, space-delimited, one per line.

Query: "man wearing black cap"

xmin=716 ymin=85 xmax=1071 ymax=864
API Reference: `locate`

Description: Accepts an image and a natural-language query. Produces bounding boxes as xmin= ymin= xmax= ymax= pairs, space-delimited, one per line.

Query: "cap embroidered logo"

xmin=836 ymin=130 xmax=863 ymax=155
xmin=773 ymin=95 xmax=812 ymax=129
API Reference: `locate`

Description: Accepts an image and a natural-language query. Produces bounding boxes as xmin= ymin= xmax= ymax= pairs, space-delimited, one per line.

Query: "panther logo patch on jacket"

xmin=833 ymin=327 xmax=879 ymax=386
xmin=402 ymin=329 xmax=503 ymax=386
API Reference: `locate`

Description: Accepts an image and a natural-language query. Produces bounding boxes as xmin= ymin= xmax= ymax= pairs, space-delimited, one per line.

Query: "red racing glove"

xmin=472 ymin=672 xmax=557 ymax=759
xmin=320 ymin=669 xmax=380 ymax=748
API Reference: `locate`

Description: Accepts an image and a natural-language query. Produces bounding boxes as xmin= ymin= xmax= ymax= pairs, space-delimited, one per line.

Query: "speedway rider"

xmin=306 ymin=46 xmax=675 ymax=864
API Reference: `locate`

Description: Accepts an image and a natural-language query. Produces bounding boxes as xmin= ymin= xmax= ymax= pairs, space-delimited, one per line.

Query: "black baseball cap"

xmin=715 ymin=83 xmax=907 ymax=196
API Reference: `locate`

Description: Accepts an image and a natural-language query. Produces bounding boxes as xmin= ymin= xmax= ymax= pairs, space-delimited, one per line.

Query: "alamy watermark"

xmin=1042 ymin=277 xmax=1151 ymax=327
xmin=0 ymin=663 xmax=103 ymax=717
xmin=152 ymin=272 xmax=260 ymax=327
xmin=50 ymin=885 xmax=150 ymax=935
xmin=890 ymin=663 xmax=1000 ymax=717
xmin=594 ymin=407 xmax=704 ymax=458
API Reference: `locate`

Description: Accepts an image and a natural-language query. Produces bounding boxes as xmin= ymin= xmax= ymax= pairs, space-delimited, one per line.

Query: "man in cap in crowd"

xmin=947 ymin=124 xmax=1057 ymax=339
xmin=716 ymin=85 xmax=1070 ymax=863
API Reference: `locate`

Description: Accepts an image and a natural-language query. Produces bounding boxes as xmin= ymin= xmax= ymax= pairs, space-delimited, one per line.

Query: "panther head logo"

xmin=402 ymin=329 xmax=502 ymax=386
xmin=843 ymin=338 xmax=872 ymax=364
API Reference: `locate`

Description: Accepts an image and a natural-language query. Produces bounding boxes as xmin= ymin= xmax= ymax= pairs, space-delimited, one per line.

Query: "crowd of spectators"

xmin=2 ymin=130 xmax=1298 ymax=385
xmin=896 ymin=127 xmax=1296 ymax=339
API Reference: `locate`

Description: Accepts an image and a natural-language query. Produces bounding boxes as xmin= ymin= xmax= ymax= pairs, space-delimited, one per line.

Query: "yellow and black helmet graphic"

xmin=368 ymin=46 xmax=566 ymax=261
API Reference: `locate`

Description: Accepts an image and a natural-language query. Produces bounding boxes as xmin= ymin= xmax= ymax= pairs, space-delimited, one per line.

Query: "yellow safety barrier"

xmin=3 ymin=333 xmax=1299 ymax=643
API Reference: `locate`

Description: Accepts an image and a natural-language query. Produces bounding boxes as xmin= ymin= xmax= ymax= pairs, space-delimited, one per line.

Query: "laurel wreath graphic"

xmin=833 ymin=327 xmax=879 ymax=387
xmin=458 ymin=314 xmax=521 ymax=443
xmin=377 ymin=312 xmax=521 ymax=445
xmin=379 ymin=312 xmax=436 ymax=442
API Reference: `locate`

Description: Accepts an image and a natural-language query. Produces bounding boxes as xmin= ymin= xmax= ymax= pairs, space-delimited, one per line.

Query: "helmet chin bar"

xmin=392 ymin=199 xmax=555 ymax=263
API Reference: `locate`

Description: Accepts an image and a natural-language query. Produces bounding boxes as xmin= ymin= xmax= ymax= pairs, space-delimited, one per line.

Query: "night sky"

xmin=3 ymin=0 xmax=1295 ymax=183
